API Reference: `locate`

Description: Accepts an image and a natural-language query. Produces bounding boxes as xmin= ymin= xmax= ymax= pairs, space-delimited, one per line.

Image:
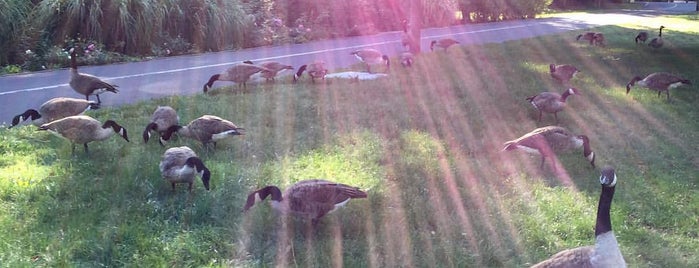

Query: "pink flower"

xmin=87 ymin=43 xmax=95 ymax=51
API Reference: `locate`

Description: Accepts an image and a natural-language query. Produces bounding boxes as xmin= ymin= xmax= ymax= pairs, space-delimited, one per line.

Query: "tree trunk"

xmin=405 ymin=0 xmax=422 ymax=54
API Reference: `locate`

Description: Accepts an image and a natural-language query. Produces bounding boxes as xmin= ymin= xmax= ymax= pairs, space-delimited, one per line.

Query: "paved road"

xmin=1 ymin=3 xmax=696 ymax=124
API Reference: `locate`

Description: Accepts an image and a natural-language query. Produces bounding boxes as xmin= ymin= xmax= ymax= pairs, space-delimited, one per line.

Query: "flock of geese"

xmin=6 ymin=22 xmax=695 ymax=267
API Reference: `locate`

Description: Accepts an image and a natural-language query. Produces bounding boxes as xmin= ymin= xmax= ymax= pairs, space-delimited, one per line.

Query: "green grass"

xmin=2 ymin=14 xmax=699 ymax=267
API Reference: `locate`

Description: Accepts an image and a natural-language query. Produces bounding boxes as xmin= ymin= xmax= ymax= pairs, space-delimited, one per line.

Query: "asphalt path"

xmin=1 ymin=3 xmax=696 ymax=124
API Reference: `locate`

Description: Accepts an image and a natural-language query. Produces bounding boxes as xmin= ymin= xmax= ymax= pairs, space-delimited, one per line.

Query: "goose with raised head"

xmin=10 ymin=97 xmax=99 ymax=128
xmin=160 ymin=115 xmax=245 ymax=149
xmin=350 ymin=48 xmax=390 ymax=73
xmin=626 ymin=72 xmax=691 ymax=100
xmin=160 ymin=146 xmax=211 ymax=192
xmin=531 ymin=167 xmax=626 ymax=268
xmin=143 ymin=106 xmax=179 ymax=145
xmin=69 ymin=48 xmax=119 ymax=104
xmin=37 ymin=115 xmax=129 ymax=154
xmin=243 ymin=179 xmax=367 ymax=224
xmin=526 ymin=88 xmax=581 ymax=123
xmin=503 ymin=126 xmax=595 ymax=169
xmin=648 ymin=26 xmax=665 ymax=49
xmin=430 ymin=38 xmax=460 ymax=52
xmin=293 ymin=61 xmax=328 ymax=83
xmin=203 ymin=63 xmax=271 ymax=93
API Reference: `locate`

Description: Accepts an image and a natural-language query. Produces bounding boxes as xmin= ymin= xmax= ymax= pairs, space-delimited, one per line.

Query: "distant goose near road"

xmin=203 ymin=63 xmax=271 ymax=93
xmin=293 ymin=61 xmax=328 ymax=83
xmin=37 ymin=115 xmax=129 ymax=154
xmin=143 ymin=106 xmax=179 ymax=145
xmin=549 ymin=64 xmax=579 ymax=86
xmin=160 ymin=146 xmax=211 ymax=192
xmin=503 ymin=126 xmax=595 ymax=169
xmin=526 ymin=88 xmax=581 ymax=123
xmin=10 ymin=97 xmax=99 ymax=128
xmin=635 ymin=31 xmax=649 ymax=43
xmin=648 ymin=26 xmax=665 ymax=49
xmin=350 ymin=48 xmax=390 ymax=73
xmin=243 ymin=179 xmax=368 ymax=224
xmin=69 ymin=48 xmax=119 ymax=104
xmin=626 ymin=72 xmax=691 ymax=100
xmin=531 ymin=167 xmax=626 ymax=268
xmin=430 ymin=38 xmax=460 ymax=52
xmin=244 ymin=60 xmax=294 ymax=81
xmin=160 ymin=115 xmax=245 ymax=149
xmin=400 ymin=51 xmax=414 ymax=67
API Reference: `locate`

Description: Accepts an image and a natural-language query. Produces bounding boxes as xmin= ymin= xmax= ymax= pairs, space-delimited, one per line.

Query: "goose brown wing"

xmin=287 ymin=179 xmax=367 ymax=204
xmin=646 ymin=72 xmax=684 ymax=87
xmin=75 ymin=73 xmax=118 ymax=92
xmin=40 ymin=98 xmax=90 ymax=121
xmin=159 ymin=147 xmax=196 ymax=173
xmin=531 ymin=246 xmax=594 ymax=268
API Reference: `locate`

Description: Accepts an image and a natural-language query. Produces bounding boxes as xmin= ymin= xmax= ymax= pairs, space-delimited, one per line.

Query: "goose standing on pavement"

xmin=430 ymin=38 xmax=460 ymax=52
xmin=243 ymin=179 xmax=368 ymax=224
xmin=37 ymin=115 xmax=129 ymax=154
xmin=160 ymin=146 xmax=211 ymax=192
xmin=549 ymin=64 xmax=579 ymax=86
xmin=69 ymin=48 xmax=119 ymax=104
xmin=626 ymin=72 xmax=691 ymax=100
xmin=531 ymin=167 xmax=626 ymax=268
xmin=350 ymin=49 xmax=390 ymax=73
xmin=203 ymin=63 xmax=271 ymax=93
xmin=503 ymin=126 xmax=595 ymax=169
xmin=526 ymin=88 xmax=581 ymax=123
xmin=293 ymin=61 xmax=328 ymax=83
xmin=143 ymin=106 xmax=179 ymax=145
xmin=10 ymin=97 xmax=99 ymax=128
xmin=160 ymin=115 xmax=245 ymax=149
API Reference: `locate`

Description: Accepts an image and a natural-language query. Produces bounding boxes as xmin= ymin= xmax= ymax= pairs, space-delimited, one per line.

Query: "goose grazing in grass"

xmin=160 ymin=146 xmax=211 ymax=191
xmin=293 ymin=61 xmax=328 ymax=83
xmin=531 ymin=167 xmax=626 ymax=268
xmin=143 ymin=106 xmax=179 ymax=145
xmin=69 ymin=48 xmax=119 ymax=104
xmin=576 ymin=32 xmax=596 ymax=45
xmin=244 ymin=60 xmax=294 ymax=81
xmin=10 ymin=97 xmax=99 ymax=128
xmin=526 ymin=88 xmax=581 ymax=123
xmin=243 ymin=179 xmax=368 ymax=224
xmin=400 ymin=51 xmax=414 ymax=67
xmin=503 ymin=126 xmax=595 ymax=169
xmin=37 ymin=115 xmax=129 ymax=154
xmin=635 ymin=31 xmax=649 ymax=43
xmin=626 ymin=72 xmax=691 ymax=100
xmin=430 ymin=38 xmax=460 ymax=52
xmin=160 ymin=115 xmax=245 ymax=149
xmin=592 ymin=33 xmax=606 ymax=47
xmin=350 ymin=48 xmax=390 ymax=73
xmin=203 ymin=63 xmax=271 ymax=93
xmin=549 ymin=64 xmax=579 ymax=86
xmin=648 ymin=26 xmax=665 ymax=49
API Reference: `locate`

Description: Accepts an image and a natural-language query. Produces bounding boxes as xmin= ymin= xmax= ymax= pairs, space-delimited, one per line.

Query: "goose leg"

xmin=96 ymin=94 xmax=102 ymax=104
xmin=540 ymin=155 xmax=546 ymax=169
xmin=84 ymin=143 xmax=89 ymax=154
xmin=538 ymin=111 xmax=543 ymax=122
xmin=554 ymin=113 xmax=559 ymax=124
xmin=665 ymin=90 xmax=670 ymax=100
xmin=188 ymin=183 xmax=193 ymax=192
xmin=171 ymin=183 xmax=176 ymax=191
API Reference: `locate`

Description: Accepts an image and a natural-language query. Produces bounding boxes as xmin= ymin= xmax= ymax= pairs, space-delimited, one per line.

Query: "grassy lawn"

xmin=1 ymin=14 xmax=698 ymax=267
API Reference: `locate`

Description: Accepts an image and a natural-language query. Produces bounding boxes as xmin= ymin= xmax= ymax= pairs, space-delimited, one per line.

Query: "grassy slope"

xmin=1 ymin=14 xmax=698 ymax=267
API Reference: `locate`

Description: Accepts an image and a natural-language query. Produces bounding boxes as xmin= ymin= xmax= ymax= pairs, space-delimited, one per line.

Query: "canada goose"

xmin=531 ymin=167 xmax=625 ymax=268
xmin=143 ymin=106 xmax=179 ymax=145
xmin=243 ymin=179 xmax=368 ymax=224
xmin=160 ymin=146 xmax=211 ymax=191
xmin=37 ymin=115 xmax=129 ymax=154
xmin=400 ymin=51 xmax=414 ymax=67
xmin=69 ymin=48 xmax=119 ymax=104
xmin=160 ymin=115 xmax=245 ymax=149
xmin=526 ymin=88 xmax=581 ymax=123
xmin=576 ymin=32 xmax=596 ymax=45
xmin=9 ymin=97 xmax=99 ymax=128
xmin=203 ymin=63 xmax=271 ymax=93
xmin=350 ymin=49 xmax=390 ymax=73
xmin=503 ymin=126 xmax=595 ymax=169
xmin=648 ymin=26 xmax=665 ymax=49
xmin=592 ymin=33 xmax=606 ymax=47
xmin=549 ymin=64 xmax=579 ymax=86
xmin=244 ymin=60 xmax=295 ymax=81
xmin=635 ymin=31 xmax=649 ymax=43
xmin=626 ymin=72 xmax=691 ymax=100
xmin=293 ymin=61 xmax=328 ymax=83
xmin=430 ymin=38 xmax=460 ymax=52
